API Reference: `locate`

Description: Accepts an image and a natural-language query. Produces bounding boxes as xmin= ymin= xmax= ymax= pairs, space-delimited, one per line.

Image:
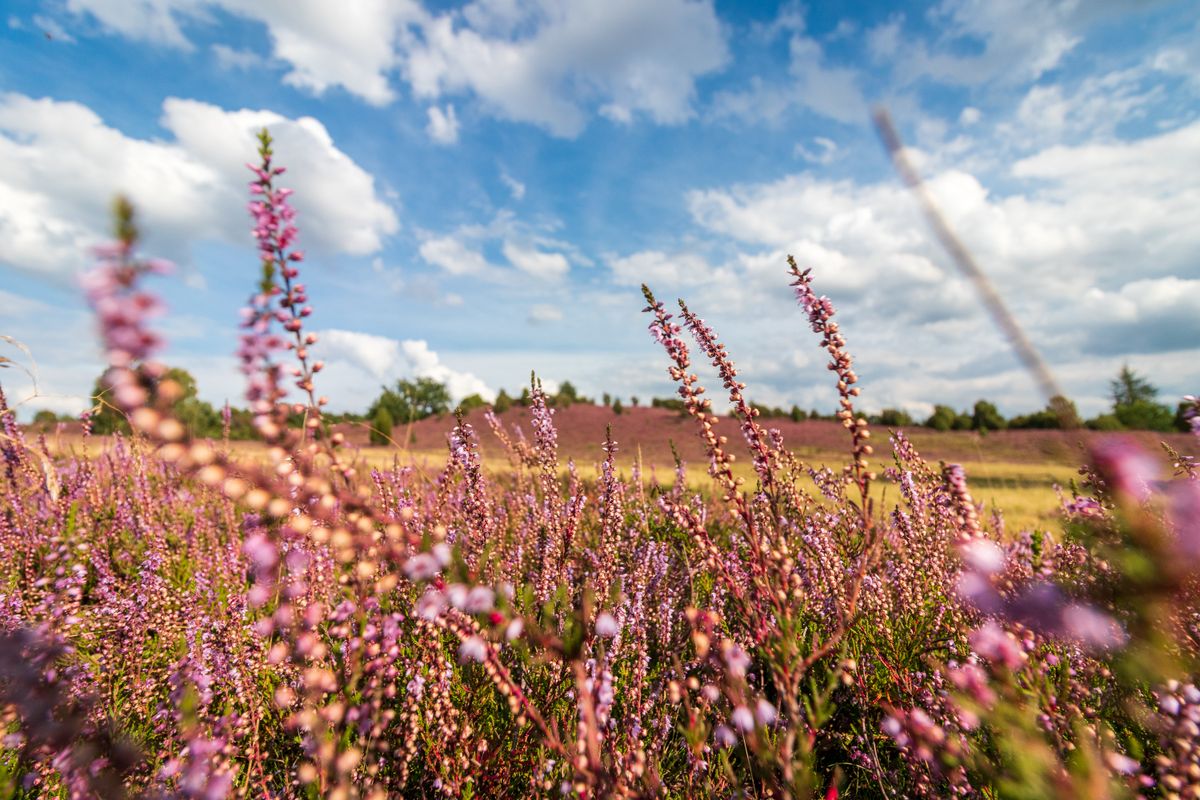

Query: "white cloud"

xmin=711 ymin=28 xmax=865 ymax=125
xmin=33 ymin=14 xmax=76 ymax=42
xmin=527 ymin=304 xmax=563 ymax=324
xmin=403 ymin=0 xmax=728 ymax=136
xmin=418 ymin=235 xmax=496 ymax=275
xmin=794 ymin=136 xmax=837 ymax=164
xmin=67 ymin=0 xmax=425 ymax=104
xmin=318 ymin=328 xmax=494 ymax=401
xmin=620 ymin=119 xmax=1200 ymax=415
xmin=500 ymin=170 xmax=526 ymax=200
xmin=211 ymin=43 xmax=264 ymax=70
xmin=0 ymin=93 xmax=398 ymax=277
xmin=68 ymin=0 xmax=726 ymax=135
xmin=426 ymin=104 xmax=459 ymax=144
xmin=502 ymin=240 xmax=568 ymax=279
xmin=608 ymin=250 xmax=717 ymax=288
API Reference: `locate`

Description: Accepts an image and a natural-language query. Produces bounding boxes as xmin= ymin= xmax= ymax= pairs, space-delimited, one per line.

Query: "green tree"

xmin=368 ymin=378 xmax=452 ymax=425
xmin=369 ymin=406 xmax=394 ymax=446
xmin=971 ymin=400 xmax=1006 ymax=432
xmin=1010 ymin=396 xmax=1078 ymax=429
xmin=790 ymin=405 xmax=806 ymax=423
xmin=31 ymin=410 xmax=62 ymax=429
xmin=89 ymin=366 xmax=220 ymax=437
xmin=612 ymin=398 xmax=624 ymax=415
xmin=925 ymin=405 xmax=958 ymax=431
xmin=456 ymin=394 xmax=488 ymax=414
xmin=492 ymin=390 xmax=513 ymax=414
xmin=1110 ymin=365 xmax=1157 ymax=407
xmin=1108 ymin=366 xmax=1173 ymax=432
xmin=876 ymin=408 xmax=914 ymax=427
xmin=554 ymin=380 xmax=579 ymax=408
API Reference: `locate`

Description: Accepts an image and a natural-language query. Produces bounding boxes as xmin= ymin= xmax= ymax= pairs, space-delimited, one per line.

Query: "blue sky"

xmin=1 ymin=0 xmax=1198 ymax=421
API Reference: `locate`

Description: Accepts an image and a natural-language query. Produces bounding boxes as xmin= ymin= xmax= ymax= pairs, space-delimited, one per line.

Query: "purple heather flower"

xmin=731 ymin=705 xmax=755 ymax=732
xmin=595 ymin=612 xmax=619 ymax=638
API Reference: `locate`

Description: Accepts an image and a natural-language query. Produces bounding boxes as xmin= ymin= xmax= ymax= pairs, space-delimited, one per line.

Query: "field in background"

xmin=39 ymin=404 xmax=1194 ymax=535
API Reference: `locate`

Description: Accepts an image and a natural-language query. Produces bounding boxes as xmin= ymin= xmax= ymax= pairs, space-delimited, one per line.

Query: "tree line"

xmin=29 ymin=364 xmax=1191 ymax=440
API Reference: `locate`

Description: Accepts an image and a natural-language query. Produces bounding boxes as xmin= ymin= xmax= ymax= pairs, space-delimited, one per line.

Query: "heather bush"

xmin=0 ymin=130 xmax=1197 ymax=800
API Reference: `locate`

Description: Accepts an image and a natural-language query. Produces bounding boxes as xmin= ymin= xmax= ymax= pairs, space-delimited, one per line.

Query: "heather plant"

xmin=0 ymin=130 xmax=1197 ymax=800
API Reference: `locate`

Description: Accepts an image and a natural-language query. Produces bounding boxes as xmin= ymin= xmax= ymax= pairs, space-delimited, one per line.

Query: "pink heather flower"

xmin=458 ymin=636 xmax=488 ymax=663
xmin=1168 ymin=480 xmax=1200 ymax=565
xmin=755 ymin=699 xmax=777 ymax=726
xmin=1091 ymin=439 xmax=1160 ymax=502
xmin=505 ymin=618 xmax=524 ymax=642
xmin=960 ymin=539 xmax=1005 ymax=576
xmin=416 ymin=588 xmax=447 ymax=620
xmin=731 ymin=705 xmax=755 ymax=732
xmin=595 ymin=612 xmax=619 ymax=638
xmin=970 ymin=621 xmax=1026 ymax=670
xmin=1105 ymin=752 xmax=1141 ymax=775
xmin=464 ymin=586 xmax=496 ymax=614
xmin=881 ymin=715 xmax=905 ymax=743
xmin=403 ymin=553 xmax=442 ymax=581
xmin=714 ymin=724 xmax=737 ymax=747
xmin=724 ymin=644 xmax=751 ymax=677
xmin=1062 ymin=603 xmax=1126 ymax=651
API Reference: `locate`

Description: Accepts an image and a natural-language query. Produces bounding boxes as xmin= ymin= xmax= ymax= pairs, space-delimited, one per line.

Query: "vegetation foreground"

xmin=1 ymin=132 xmax=1199 ymax=799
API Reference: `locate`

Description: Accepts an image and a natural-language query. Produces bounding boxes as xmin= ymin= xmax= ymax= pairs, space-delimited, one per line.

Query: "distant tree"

xmin=89 ymin=366 xmax=220 ymax=437
xmin=1009 ymin=395 xmax=1078 ymax=429
xmin=612 ymin=399 xmax=624 ymax=415
xmin=1108 ymin=366 xmax=1173 ymax=432
xmin=809 ymin=408 xmax=822 ymax=421
xmin=1110 ymin=365 xmax=1158 ymax=407
xmin=1115 ymin=400 xmax=1175 ymax=432
xmin=492 ymin=390 xmax=513 ymax=414
xmin=1176 ymin=401 xmax=1197 ymax=433
xmin=876 ymin=408 xmax=914 ymax=427
xmin=369 ymin=406 xmax=394 ymax=446
xmin=971 ymin=400 xmax=1006 ymax=432
xmin=518 ymin=387 xmax=532 ymax=407
xmin=790 ymin=405 xmax=806 ymax=423
xmin=1085 ymin=413 xmax=1125 ymax=431
xmin=925 ymin=405 xmax=958 ymax=432
xmin=368 ymin=378 xmax=452 ymax=425
xmin=602 ymin=392 xmax=612 ymax=407
xmin=89 ymin=374 xmax=129 ymax=435
xmin=554 ymin=381 xmax=579 ymax=408
xmin=456 ymin=394 xmax=487 ymax=414
xmin=652 ymin=397 xmax=687 ymax=413
xmin=630 ymin=396 xmax=639 ymax=407
xmin=31 ymin=409 xmax=61 ymax=429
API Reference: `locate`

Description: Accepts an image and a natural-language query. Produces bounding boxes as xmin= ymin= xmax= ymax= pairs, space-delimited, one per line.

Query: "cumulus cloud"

xmin=417 ymin=211 xmax=581 ymax=283
xmin=610 ymin=119 xmax=1200 ymax=415
xmin=527 ymin=304 xmax=563 ymax=324
xmin=426 ymin=104 xmax=459 ymax=144
xmin=711 ymin=28 xmax=865 ymax=125
xmin=419 ymin=235 xmax=496 ymax=276
xmin=318 ymin=328 xmax=494 ymax=401
xmin=608 ymin=250 xmax=718 ymax=288
xmin=0 ymin=93 xmax=398 ymax=277
xmin=67 ymin=0 xmax=424 ymax=104
xmin=502 ymin=241 xmax=569 ymax=279
xmin=403 ymin=0 xmax=728 ymax=136
xmin=66 ymin=0 xmax=726 ymax=136
xmin=500 ymin=170 xmax=526 ymax=200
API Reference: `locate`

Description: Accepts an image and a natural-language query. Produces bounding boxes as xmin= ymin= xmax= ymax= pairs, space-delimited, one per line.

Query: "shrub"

xmin=369 ymin=405 xmax=394 ymax=445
